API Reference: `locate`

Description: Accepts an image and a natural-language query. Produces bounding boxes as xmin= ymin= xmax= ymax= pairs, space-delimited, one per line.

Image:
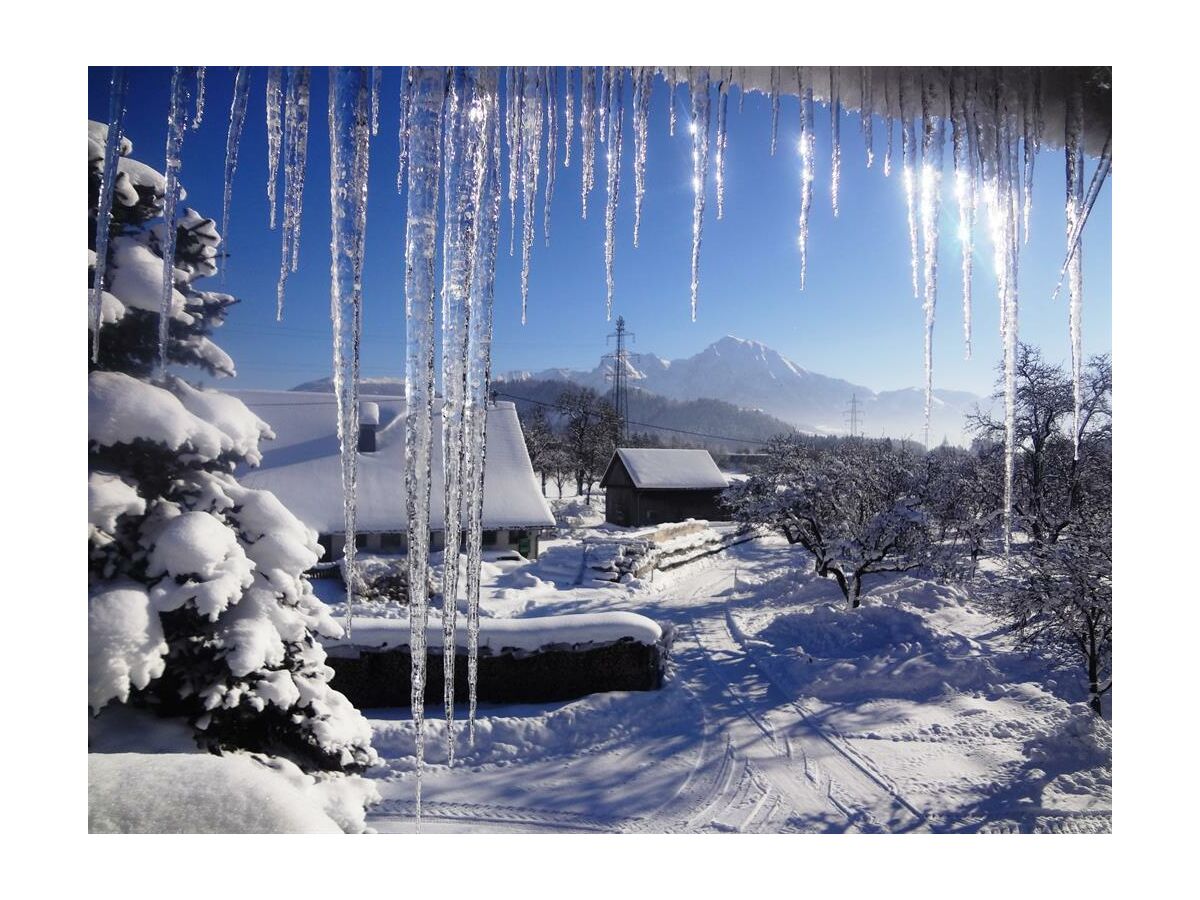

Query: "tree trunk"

xmin=1088 ymin=633 xmax=1103 ymax=716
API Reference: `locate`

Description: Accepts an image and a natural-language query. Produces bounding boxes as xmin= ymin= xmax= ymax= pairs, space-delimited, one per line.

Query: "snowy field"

xmin=324 ymin=533 xmax=1111 ymax=834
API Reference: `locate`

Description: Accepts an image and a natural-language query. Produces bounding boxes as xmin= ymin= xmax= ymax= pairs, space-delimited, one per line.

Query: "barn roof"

xmin=231 ymin=390 xmax=554 ymax=534
xmin=603 ymin=448 xmax=729 ymax=490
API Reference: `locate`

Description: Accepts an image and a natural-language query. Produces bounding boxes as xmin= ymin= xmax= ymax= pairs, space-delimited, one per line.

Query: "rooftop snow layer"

xmin=232 ymin=391 xmax=554 ymax=534
xmin=611 ymin=448 xmax=729 ymax=490
xmin=328 ymin=611 xmax=663 ymax=653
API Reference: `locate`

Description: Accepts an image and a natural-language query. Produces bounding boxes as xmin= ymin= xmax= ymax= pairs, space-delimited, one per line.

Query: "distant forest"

xmin=492 ymin=377 xmax=797 ymax=453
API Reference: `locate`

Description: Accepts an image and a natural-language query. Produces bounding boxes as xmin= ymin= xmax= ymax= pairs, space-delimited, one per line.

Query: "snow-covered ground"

xmin=339 ymin=533 xmax=1111 ymax=833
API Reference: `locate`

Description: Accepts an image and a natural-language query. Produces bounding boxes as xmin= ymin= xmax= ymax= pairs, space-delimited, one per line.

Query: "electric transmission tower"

xmin=603 ymin=315 xmax=635 ymax=442
xmin=844 ymin=393 xmax=864 ymax=438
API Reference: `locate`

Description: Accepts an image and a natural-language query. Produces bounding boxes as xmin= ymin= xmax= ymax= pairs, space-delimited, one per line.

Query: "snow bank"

xmin=88 ymin=752 xmax=378 ymax=833
xmin=329 ymin=611 xmax=663 ymax=654
xmin=752 ymin=599 xmax=1000 ymax=702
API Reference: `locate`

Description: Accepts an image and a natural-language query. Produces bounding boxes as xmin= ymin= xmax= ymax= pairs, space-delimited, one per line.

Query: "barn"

xmin=600 ymin=448 xmax=730 ymax=527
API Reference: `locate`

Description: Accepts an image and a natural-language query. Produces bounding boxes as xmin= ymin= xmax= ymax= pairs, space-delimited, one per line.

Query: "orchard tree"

xmin=558 ymin=385 xmax=620 ymax=500
xmin=723 ymin=436 xmax=930 ymax=607
xmin=518 ymin=405 xmax=557 ymax=495
xmin=967 ymin=343 xmax=1112 ymax=548
xmin=88 ymin=121 xmax=375 ymax=772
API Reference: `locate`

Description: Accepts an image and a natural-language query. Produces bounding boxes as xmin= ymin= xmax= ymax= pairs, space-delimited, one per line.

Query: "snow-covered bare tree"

xmin=967 ymin=344 xmax=1112 ymax=548
xmin=558 ymin=385 xmax=620 ymax=500
xmin=88 ymin=120 xmax=375 ymax=773
xmin=723 ymin=436 xmax=930 ymax=607
xmin=518 ymin=405 xmax=558 ymax=495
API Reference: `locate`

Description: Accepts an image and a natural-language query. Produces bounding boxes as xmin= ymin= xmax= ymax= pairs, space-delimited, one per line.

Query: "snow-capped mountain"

xmin=290 ymin=375 xmax=406 ymax=397
xmin=502 ymin=335 xmax=983 ymax=444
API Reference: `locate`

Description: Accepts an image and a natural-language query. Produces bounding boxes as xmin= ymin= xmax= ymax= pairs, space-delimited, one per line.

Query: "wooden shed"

xmin=600 ymin=448 xmax=729 ymax=527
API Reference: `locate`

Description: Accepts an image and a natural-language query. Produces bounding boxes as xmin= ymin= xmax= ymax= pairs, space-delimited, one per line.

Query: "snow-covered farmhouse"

xmin=233 ymin=391 xmax=555 ymax=561
xmin=600 ymin=448 xmax=730 ymax=527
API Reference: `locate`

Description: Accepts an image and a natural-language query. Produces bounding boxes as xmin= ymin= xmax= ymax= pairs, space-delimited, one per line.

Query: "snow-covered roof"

xmin=605 ymin=448 xmax=729 ymax=490
xmin=232 ymin=391 xmax=554 ymax=534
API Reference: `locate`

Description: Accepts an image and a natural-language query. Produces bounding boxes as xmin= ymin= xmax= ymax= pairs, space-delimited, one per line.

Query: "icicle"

xmin=507 ymin=66 xmax=523 ymax=252
xmin=192 ymin=66 xmax=206 ymax=129
xmin=564 ymin=66 xmax=575 ymax=168
xmin=861 ymin=67 xmax=874 ymax=168
xmin=632 ymin=66 xmax=652 ymax=246
xmin=599 ymin=66 xmax=610 ymax=143
xmin=919 ymin=74 xmax=945 ymax=447
xmin=668 ymin=72 xmax=677 ymax=137
xmin=830 ymin=68 xmax=842 ymax=217
xmin=900 ymin=78 xmax=920 ymax=299
xmin=580 ymin=67 xmax=596 ymax=219
xmin=688 ymin=68 xmax=710 ymax=321
xmin=276 ymin=67 xmax=312 ymax=320
xmin=219 ymin=67 xmax=251 ymax=284
xmin=883 ymin=74 xmax=894 ymax=178
xmin=440 ymin=68 xmax=491 ymax=765
xmin=158 ymin=66 xmax=189 ymax=372
xmin=91 ymin=67 xmax=127 ymax=363
xmin=544 ymin=67 xmax=558 ymax=246
xmin=403 ymin=66 xmax=446 ymax=825
xmin=371 ymin=66 xmax=382 ymax=137
xmin=603 ymin=67 xmax=625 ymax=319
xmin=1064 ymin=86 xmax=1085 ymax=461
xmin=327 ymin=67 xmax=373 ymax=641
xmin=1022 ymin=71 xmax=1042 ymax=244
xmin=396 ymin=67 xmax=414 ymax=193
xmin=769 ymin=66 xmax=780 ymax=156
xmin=715 ymin=72 xmax=729 ymax=221
xmin=519 ymin=67 xmax=544 ymax=323
xmin=467 ymin=72 xmax=502 ymax=743
xmin=798 ymin=77 xmax=815 ymax=291
xmin=1051 ymin=133 xmax=1111 ymax=303
xmin=951 ymin=70 xmax=976 ymax=360
xmin=266 ymin=67 xmax=283 ymax=229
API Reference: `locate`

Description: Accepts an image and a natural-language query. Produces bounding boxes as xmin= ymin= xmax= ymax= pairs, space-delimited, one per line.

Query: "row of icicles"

xmin=89 ymin=66 xmax=1110 ymax=822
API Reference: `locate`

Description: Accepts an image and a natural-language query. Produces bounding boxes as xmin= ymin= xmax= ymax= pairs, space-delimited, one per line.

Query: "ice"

xmin=276 ymin=67 xmax=312 ymax=320
xmin=860 ymin=67 xmax=874 ymax=168
xmin=798 ymin=78 xmax=815 ymax=290
xmin=715 ymin=72 xmax=729 ymax=221
xmin=158 ymin=66 xmax=189 ymax=372
xmin=439 ymin=68 xmax=492 ymax=762
xmin=506 ymin=67 xmax=521 ymax=253
xmin=396 ymin=67 xmax=413 ymax=193
xmin=830 ymin=68 xmax=841 ymax=217
xmin=883 ymin=74 xmax=894 ymax=178
xmin=632 ymin=66 xmax=652 ymax=245
xmin=544 ymin=66 xmax=558 ymax=246
xmin=668 ymin=73 xmax=677 ymax=137
xmin=403 ymin=66 xmax=447 ymax=823
xmin=951 ymin=71 xmax=977 ymax=359
xmin=919 ymin=76 xmax=945 ymax=447
xmin=371 ymin=66 xmax=382 ymax=137
xmin=192 ymin=66 xmax=206 ymax=129
xmin=564 ymin=66 xmax=576 ymax=170
xmin=266 ymin=67 xmax=283 ymax=229
xmin=769 ymin=66 xmax=780 ymax=157
xmin=519 ymin=67 xmax=544 ymax=324
xmin=1064 ymin=88 xmax=1084 ymax=459
xmin=580 ymin=66 xmax=596 ymax=219
xmin=91 ymin=68 xmax=127 ymax=362
xmin=327 ymin=67 xmax=373 ymax=633
xmin=1022 ymin=72 xmax=1042 ymax=243
xmin=901 ymin=101 xmax=920 ymax=300
xmin=465 ymin=71 xmax=502 ymax=743
xmin=603 ymin=67 xmax=624 ymax=319
xmin=220 ymin=67 xmax=251 ymax=284
xmin=689 ymin=68 xmax=710 ymax=322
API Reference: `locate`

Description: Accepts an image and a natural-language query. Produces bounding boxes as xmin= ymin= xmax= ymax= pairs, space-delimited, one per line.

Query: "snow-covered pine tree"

xmin=88 ymin=120 xmax=376 ymax=772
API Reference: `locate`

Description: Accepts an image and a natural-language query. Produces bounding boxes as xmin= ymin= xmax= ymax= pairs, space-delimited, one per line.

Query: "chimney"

xmin=358 ymin=401 xmax=379 ymax=453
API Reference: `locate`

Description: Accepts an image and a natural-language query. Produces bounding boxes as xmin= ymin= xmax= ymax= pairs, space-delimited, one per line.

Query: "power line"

xmin=492 ymin=389 xmax=776 ymax=447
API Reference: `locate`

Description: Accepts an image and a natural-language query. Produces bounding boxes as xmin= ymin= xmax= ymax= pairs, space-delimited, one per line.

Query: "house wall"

xmin=318 ymin=527 xmax=543 ymax=566
xmin=605 ymin=486 xmax=727 ymax=527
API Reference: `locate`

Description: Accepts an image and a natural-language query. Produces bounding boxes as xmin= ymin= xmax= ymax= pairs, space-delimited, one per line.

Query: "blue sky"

xmin=89 ymin=67 xmax=1111 ymax=397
